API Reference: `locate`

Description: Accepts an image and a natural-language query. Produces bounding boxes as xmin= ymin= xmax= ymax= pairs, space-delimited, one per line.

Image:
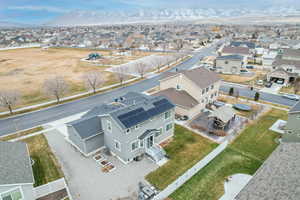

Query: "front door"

xmin=146 ymin=135 xmax=154 ymax=149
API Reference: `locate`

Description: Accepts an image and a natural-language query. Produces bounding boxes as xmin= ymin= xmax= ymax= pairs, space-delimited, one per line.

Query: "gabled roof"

xmin=216 ymin=54 xmax=244 ymax=61
xmin=222 ymin=46 xmax=250 ymax=55
xmin=68 ymin=116 xmax=103 ymax=140
xmin=153 ymin=88 xmax=199 ymax=109
xmin=161 ymin=67 xmax=221 ymax=89
xmin=0 ymin=142 xmax=34 ymax=185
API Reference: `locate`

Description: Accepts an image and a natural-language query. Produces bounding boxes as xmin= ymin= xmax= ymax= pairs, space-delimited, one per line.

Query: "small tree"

xmin=43 ymin=76 xmax=69 ymax=103
xmin=254 ymin=92 xmax=260 ymax=101
xmin=82 ymin=71 xmax=105 ymax=94
xmin=0 ymin=90 xmax=20 ymax=114
xmin=112 ymin=66 xmax=128 ymax=85
xmin=229 ymin=87 xmax=234 ymax=96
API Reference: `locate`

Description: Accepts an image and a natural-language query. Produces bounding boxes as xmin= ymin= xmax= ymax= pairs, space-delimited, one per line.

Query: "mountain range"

xmin=46 ymin=7 xmax=300 ymax=26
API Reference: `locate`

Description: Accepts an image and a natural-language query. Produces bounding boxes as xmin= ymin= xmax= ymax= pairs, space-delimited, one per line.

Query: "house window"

xmin=166 ymin=123 xmax=173 ymax=131
xmin=114 ymin=140 xmax=121 ymax=151
xmin=155 ymin=127 xmax=163 ymax=137
xmin=107 ymin=120 xmax=112 ymax=132
xmin=206 ymin=87 xmax=209 ymax=92
xmin=211 ymin=84 xmax=214 ymax=89
xmin=0 ymin=188 xmax=23 ymax=200
xmin=176 ymin=84 xmax=181 ymax=90
xmin=165 ymin=111 xmax=171 ymax=119
xmin=131 ymin=140 xmax=139 ymax=151
xmin=140 ymin=140 xmax=144 ymax=148
xmin=211 ymin=94 xmax=214 ymax=98
xmin=202 ymin=90 xmax=205 ymax=94
xmin=126 ymin=129 xmax=130 ymax=134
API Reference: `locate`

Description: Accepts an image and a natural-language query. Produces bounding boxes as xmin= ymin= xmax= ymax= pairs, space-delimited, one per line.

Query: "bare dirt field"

xmin=0 ymin=47 xmax=153 ymax=108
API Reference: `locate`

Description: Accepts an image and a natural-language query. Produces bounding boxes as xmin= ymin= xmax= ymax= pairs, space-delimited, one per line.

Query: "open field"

xmin=146 ymin=125 xmax=218 ymax=190
xmin=22 ymin=134 xmax=64 ymax=187
xmin=169 ymin=109 xmax=287 ymax=200
xmin=0 ymin=47 xmax=155 ymax=109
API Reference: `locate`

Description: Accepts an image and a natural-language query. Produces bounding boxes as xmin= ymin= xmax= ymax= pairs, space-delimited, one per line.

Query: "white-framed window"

xmin=165 ymin=111 xmax=171 ymax=120
xmin=0 ymin=187 xmax=23 ymax=200
xmin=107 ymin=120 xmax=112 ymax=132
xmin=131 ymin=140 xmax=139 ymax=151
xmin=114 ymin=140 xmax=121 ymax=151
xmin=155 ymin=127 xmax=163 ymax=137
xmin=206 ymin=87 xmax=209 ymax=92
xmin=140 ymin=139 xmax=144 ymax=148
xmin=202 ymin=90 xmax=205 ymax=94
xmin=211 ymin=84 xmax=214 ymax=89
xmin=166 ymin=123 xmax=173 ymax=131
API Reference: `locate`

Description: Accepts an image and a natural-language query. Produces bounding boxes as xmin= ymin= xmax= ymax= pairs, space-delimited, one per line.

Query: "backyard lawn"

xmin=168 ymin=109 xmax=287 ymax=200
xmin=146 ymin=125 xmax=218 ymax=190
xmin=23 ymin=134 xmax=64 ymax=187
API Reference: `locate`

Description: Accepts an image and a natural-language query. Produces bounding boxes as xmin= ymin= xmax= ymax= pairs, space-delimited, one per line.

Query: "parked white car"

xmin=256 ymin=80 xmax=264 ymax=85
xmin=283 ymin=94 xmax=300 ymax=101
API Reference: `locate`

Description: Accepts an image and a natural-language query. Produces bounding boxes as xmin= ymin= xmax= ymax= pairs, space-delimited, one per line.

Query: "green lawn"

xmin=23 ymin=134 xmax=64 ymax=186
xmin=169 ymin=109 xmax=287 ymax=200
xmin=146 ymin=125 xmax=218 ymax=190
xmin=170 ymin=148 xmax=261 ymax=200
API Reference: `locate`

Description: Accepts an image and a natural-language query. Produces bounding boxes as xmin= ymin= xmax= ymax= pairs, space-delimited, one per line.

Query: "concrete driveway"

xmin=260 ymin=83 xmax=283 ymax=94
xmin=45 ymin=129 xmax=158 ymax=200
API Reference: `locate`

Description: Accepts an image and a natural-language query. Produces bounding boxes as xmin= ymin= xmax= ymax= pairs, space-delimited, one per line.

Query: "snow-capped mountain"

xmin=46 ymin=7 xmax=300 ymax=26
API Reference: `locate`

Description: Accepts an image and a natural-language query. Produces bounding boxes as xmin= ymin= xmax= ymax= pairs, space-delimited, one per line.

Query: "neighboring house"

xmin=221 ymin=46 xmax=251 ymax=59
xmin=230 ymin=41 xmax=256 ymax=49
xmin=215 ymin=55 xmax=244 ymax=74
xmin=284 ymin=101 xmax=300 ymax=143
xmin=267 ymin=49 xmax=300 ymax=85
xmin=262 ymin=51 xmax=278 ymax=69
xmin=236 ymin=102 xmax=300 ymax=200
xmin=154 ymin=67 xmax=221 ymax=119
xmin=235 ymin=142 xmax=300 ymax=200
xmin=0 ymin=141 xmax=35 ymax=200
xmin=67 ymin=92 xmax=175 ymax=164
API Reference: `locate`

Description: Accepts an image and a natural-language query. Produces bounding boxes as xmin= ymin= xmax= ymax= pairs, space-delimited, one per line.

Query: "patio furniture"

xmin=93 ymin=154 xmax=104 ymax=162
xmin=99 ymin=159 xmax=111 ymax=167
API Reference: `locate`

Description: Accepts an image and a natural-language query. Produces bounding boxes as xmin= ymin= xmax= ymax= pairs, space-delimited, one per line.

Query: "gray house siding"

xmin=216 ymin=59 xmax=243 ymax=74
xmin=0 ymin=184 xmax=35 ymax=200
xmin=85 ymin=133 xmax=105 ymax=154
xmin=67 ymin=126 xmax=86 ymax=154
xmin=102 ymin=109 xmax=175 ymax=163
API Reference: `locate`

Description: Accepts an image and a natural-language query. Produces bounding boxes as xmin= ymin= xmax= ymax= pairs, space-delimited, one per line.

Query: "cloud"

xmin=7 ymin=5 xmax=69 ymax=13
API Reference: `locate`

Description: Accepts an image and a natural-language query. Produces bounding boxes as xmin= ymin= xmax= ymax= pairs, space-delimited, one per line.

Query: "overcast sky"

xmin=1 ymin=0 xmax=299 ymax=24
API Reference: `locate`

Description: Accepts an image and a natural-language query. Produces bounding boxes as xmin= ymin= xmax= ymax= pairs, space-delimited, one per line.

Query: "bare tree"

xmin=82 ymin=71 xmax=105 ymax=94
xmin=0 ymin=90 xmax=20 ymax=114
xmin=134 ymin=62 xmax=148 ymax=78
xmin=112 ymin=66 xmax=128 ymax=85
xmin=43 ymin=76 xmax=69 ymax=103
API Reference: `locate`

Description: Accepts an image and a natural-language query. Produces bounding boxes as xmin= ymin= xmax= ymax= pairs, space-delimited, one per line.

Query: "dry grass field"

xmin=0 ymin=47 xmax=153 ymax=109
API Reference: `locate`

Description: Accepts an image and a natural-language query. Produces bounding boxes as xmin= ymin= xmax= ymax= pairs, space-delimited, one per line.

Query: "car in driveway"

xmin=246 ymin=65 xmax=254 ymax=69
xmin=265 ymin=82 xmax=273 ymax=88
xmin=283 ymin=94 xmax=300 ymax=101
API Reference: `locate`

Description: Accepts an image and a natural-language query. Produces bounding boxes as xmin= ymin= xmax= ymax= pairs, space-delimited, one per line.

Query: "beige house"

xmin=153 ymin=67 xmax=221 ymax=119
xmin=215 ymin=55 xmax=244 ymax=74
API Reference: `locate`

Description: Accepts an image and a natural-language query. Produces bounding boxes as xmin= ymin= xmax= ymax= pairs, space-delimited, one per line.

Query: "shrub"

xmin=229 ymin=87 xmax=234 ymax=96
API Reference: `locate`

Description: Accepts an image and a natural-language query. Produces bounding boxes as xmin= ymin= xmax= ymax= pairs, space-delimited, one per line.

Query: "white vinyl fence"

xmin=153 ymin=141 xmax=228 ymax=200
xmin=34 ymin=178 xmax=72 ymax=199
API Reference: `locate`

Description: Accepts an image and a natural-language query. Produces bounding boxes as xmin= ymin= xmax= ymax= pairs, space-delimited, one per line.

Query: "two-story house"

xmin=0 ymin=141 xmax=35 ymax=200
xmin=215 ymin=55 xmax=244 ymax=74
xmin=267 ymin=49 xmax=300 ymax=85
xmin=154 ymin=67 xmax=221 ymax=119
xmin=67 ymin=92 xmax=175 ymax=164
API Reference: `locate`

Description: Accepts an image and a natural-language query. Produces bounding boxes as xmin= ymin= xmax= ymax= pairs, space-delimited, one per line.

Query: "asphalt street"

xmin=0 ymin=40 xmax=296 ymax=136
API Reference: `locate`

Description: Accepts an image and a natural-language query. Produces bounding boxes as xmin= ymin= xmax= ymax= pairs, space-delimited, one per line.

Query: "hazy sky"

xmin=0 ymin=0 xmax=299 ymax=24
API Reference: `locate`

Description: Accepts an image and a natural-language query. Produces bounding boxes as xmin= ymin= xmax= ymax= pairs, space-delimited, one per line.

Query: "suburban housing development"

xmin=1 ymin=4 xmax=300 ymax=200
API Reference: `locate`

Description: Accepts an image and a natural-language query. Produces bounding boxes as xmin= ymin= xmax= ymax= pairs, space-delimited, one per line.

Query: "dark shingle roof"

xmin=216 ymin=54 xmax=244 ymax=61
xmin=236 ymin=143 xmax=300 ymax=200
xmin=230 ymin=41 xmax=255 ymax=49
xmin=68 ymin=116 xmax=103 ymax=140
xmin=0 ymin=142 xmax=34 ymax=185
xmin=153 ymin=88 xmax=199 ymax=109
xmin=222 ymin=46 xmax=250 ymax=55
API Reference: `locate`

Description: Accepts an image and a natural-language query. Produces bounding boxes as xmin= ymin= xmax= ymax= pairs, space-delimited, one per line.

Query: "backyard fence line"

xmin=153 ymin=141 xmax=228 ymax=200
xmin=33 ymin=178 xmax=72 ymax=199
